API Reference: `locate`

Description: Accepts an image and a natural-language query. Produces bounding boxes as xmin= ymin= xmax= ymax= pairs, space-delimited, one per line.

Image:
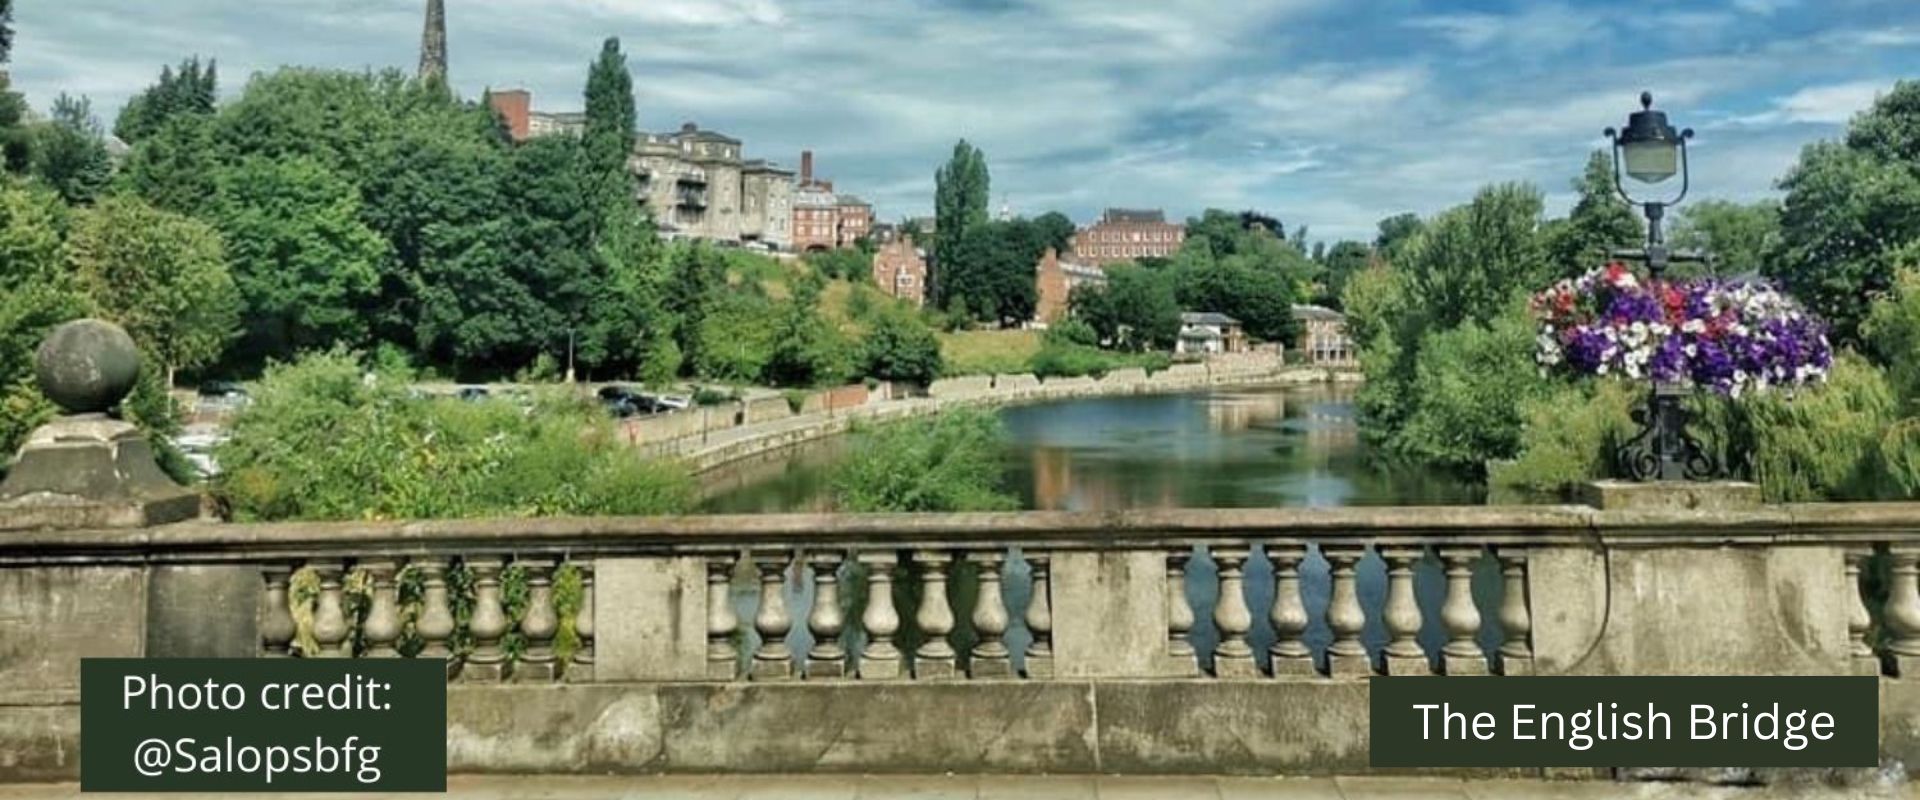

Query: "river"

xmin=700 ymin=383 xmax=1506 ymax=674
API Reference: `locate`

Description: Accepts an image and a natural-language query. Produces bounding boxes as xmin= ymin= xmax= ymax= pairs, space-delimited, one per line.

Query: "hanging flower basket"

xmin=1531 ymin=263 xmax=1833 ymax=397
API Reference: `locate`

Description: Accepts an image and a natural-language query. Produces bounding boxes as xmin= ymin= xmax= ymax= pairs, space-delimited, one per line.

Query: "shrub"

xmin=859 ymin=306 xmax=943 ymax=384
xmin=831 ymin=407 xmax=1017 ymax=512
xmin=214 ymin=349 xmax=694 ymax=521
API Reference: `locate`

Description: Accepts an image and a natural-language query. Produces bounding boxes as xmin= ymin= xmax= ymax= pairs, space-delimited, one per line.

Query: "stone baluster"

xmin=913 ymin=550 xmax=958 ymax=679
xmin=1267 ymin=545 xmax=1312 ymax=676
xmin=310 ymin=560 xmax=351 ymax=659
xmin=859 ymin=552 xmax=903 ymax=680
xmin=707 ymin=553 xmax=741 ymax=679
xmin=1495 ymin=548 xmax=1533 ymax=676
xmin=1380 ymin=548 xmax=1428 ymax=675
xmin=1440 ymin=547 xmax=1487 ymax=675
xmin=1323 ymin=545 xmax=1369 ymax=676
xmin=413 ymin=558 xmax=457 ymax=669
xmin=751 ymin=549 xmax=795 ymax=680
xmin=259 ymin=564 xmax=296 ymax=658
xmin=1887 ymin=546 xmax=1920 ymax=677
xmin=569 ymin=560 xmax=596 ymax=682
xmin=1167 ymin=550 xmax=1198 ymax=675
xmin=969 ymin=550 xmax=1013 ymax=678
xmin=1211 ymin=546 xmax=1257 ymax=678
xmin=806 ymin=552 xmax=848 ymax=679
xmin=1024 ymin=552 xmax=1054 ymax=679
xmin=360 ymin=559 xmax=403 ymax=658
xmin=463 ymin=557 xmax=510 ymax=681
xmin=515 ymin=557 xmax=559 ymax=681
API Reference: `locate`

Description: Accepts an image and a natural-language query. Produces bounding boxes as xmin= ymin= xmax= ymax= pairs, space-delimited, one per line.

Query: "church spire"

xmin=419 ymin=0 xmax=447 ymax=84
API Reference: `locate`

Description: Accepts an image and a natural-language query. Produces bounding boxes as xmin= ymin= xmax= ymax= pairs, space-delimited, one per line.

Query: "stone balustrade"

xmin=9 ymin=503 xmax=1920 ymax=777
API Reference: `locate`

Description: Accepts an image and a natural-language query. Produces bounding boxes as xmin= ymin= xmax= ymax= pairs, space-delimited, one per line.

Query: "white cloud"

xmin=1725 ymin=81 xmax=1887 ymax=127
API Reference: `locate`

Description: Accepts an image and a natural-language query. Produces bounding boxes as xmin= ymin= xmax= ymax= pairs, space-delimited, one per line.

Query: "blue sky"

xmin=10 ymin=0 xmax=1919 ymax=241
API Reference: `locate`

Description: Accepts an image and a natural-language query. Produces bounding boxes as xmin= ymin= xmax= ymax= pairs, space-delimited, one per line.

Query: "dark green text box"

xmin=81 ymin=658 xmax=446 ymax=792
xmin=1370 ymin=676 xmax=1877 ymax=768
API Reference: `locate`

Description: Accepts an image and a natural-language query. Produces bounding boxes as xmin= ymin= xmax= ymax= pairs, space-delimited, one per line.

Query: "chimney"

xmin=418 ymin=0 xmax=448 ymax=84
xmin=800 ymin=150 xmax=814 ymax=184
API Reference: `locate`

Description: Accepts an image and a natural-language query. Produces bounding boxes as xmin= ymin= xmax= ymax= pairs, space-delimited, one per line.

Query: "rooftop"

xmin=1181 ymin=312 xmax=1241 ymax=326
xmin=1291 ymin=304 xmax=1346 ymax=321
xmin=1102 ymin=208 xmax=1168 ymax=225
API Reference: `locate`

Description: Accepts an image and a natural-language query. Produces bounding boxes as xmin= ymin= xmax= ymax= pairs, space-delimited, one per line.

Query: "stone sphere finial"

xmin=34 ymin=319 xmax=141 ymax=415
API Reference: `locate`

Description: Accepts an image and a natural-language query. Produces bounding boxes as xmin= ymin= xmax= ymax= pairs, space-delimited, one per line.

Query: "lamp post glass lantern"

xmin=1604 ymin=92 xmax=1717 ymax=482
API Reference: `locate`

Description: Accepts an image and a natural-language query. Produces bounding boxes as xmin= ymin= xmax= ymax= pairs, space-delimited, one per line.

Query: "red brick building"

xmin=789 ymin=150 xmax=873 ymax=251
xmin=1070 ymin=208 xmax=1186 ymax=265
xmin=872 ymin=237 xmax=929 ymax=306
xmin=1034 ymin=247 xmax=1107 ymax=326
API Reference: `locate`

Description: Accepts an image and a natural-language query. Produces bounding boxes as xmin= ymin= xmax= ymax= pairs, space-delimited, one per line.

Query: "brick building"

xmin=1033 ymin=247 xmax=1108 ymax=326
xmin=1070 ymin=208 xmax=1186 ymax=265
xmin=789 ymin=151 xmax=871 ymax=251
xmin=485 ymin=89 xmax=584 ymax=142
xmin=871 ymin=237 xmax=929 ymax=306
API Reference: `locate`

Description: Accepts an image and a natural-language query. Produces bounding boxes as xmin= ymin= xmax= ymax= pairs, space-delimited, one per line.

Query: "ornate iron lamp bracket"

xmin=1615 ymin=382 xmax=1719 ymax=482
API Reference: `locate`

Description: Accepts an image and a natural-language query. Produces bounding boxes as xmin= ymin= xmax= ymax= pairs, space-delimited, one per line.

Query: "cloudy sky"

xmin=11 ymin=0 xmax=1919 ymax=241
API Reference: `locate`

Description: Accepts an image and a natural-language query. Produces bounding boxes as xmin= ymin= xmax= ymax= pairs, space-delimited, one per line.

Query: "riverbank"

xmin=624 ymin=361 xmax=1360 ymax=475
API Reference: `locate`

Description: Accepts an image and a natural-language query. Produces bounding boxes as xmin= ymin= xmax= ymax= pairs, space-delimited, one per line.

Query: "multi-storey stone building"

xmin=1070 ymin=208 xmax=1187 ymax=265
xmin=871 ymin=237 xmax=929 ymax=306
xmin=740 ymin=160 xmax=794 ymax=250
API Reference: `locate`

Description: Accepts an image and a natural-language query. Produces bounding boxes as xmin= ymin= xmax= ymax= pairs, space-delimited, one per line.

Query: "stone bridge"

xmin=1 ymin=321 xmax=1917 ymax=792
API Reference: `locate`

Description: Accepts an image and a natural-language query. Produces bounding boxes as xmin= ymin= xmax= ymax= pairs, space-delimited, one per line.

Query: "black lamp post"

xmin=1604 ymin=92 xmax=1717 ymax=482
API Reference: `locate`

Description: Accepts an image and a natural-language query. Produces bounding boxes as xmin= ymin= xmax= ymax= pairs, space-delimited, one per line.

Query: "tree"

xmin=1544 ymin=150 xmax=1640 ymax=276
xmin=0 ymin=71 xmax=25 ymax=175
xmin=0 ymin=0 xmax=12 ymax=65
xmin=582 ymin=37 xmax=636 ymax=217
xmin=1768 ymin=81 xmax=1920 ymax=343
xmin=763 ymin=275 xmax=848 ymax=387
xmin=932 ymin=139 xmax=990 ymax=304
xmin=1671 ymin=199 xmax=1782 ymax=277
xmin=32 ymin=94 xmax=112 ymax=205
xmin=117 ymin=114 xmax=217 ymax=215
xmin=208 ymin=157 xmax=386 ymax=365
xmin=0 ymin=183 xmax=88 ymax=461
xmin=1032 ymin=211 xmax=1076 ymax=254
xmin=114 ymin=57 xmax=218 ymax=145
xmin=1397 ymin=183 xmax=1548 ymax=331
xmin=1072 ymin=264 xmax=1179 ymax=351
xmin=66 ymin=196 xmax=238 ymax=385
xmin=942 ymin=221 xmax=1037 ymax=324
xmin=1319 ymin=240 xmax=1373 ymax=308
xmin=665 ymin=242 xmax=726 ymax=373
xmin=1374 ymin=212 xmax=1424 ymax=261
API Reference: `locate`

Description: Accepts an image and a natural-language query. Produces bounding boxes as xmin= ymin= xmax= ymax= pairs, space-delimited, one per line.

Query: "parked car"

xmin=598 ymin=385 xmax=646 ymax=418
xmin=195 ymin=380 xmax=250 ymax=412
xmin=655 ymin=394 xmax=692 ymax=412
xmin=456 ymin=386 xmax=490 ymax=402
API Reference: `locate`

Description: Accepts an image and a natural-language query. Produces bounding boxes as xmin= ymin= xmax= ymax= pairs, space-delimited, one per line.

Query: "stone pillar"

xmin=259 ymin=565 xmax=296 ymax=658
xmin=1380 ymin=548 xmax=1428 ymax=676
xmin=913 ymin=550 xmax=958 ymax=679
xmin=859 ymin=551 xmax=903 ymax=680
xmin=1886 ymin=546 xmax=1920 ymax=678
xmin=0 ymin=320 xmax=199 ymax=529
xmin=708 ymin=554 xmax=741 ymax=680
xmin=1167 ymin=550 xmax=1198 ymax=675
xmin=805 ymin=552 xmax=847 ymax=679
xmin=1496 ymin=548 xmax=1533 ymax=676
xmin=310 ymin=561 xmax=351 ymax=659
xmin=1211 ymin=546 xmax=1257 ymax=678
xmin=750 ymin=550 xmax=795 ymax=681
xmin=359 ymin=559 xmax=402 ymax=658
xmin=1267 ymin=545 xmax=1313 ymax=676
xmin=463 ymin=558 xmax=510 ymax=681
xmin=1324 ymin=545 xmax=1369 ymax=677
xmin=568 ymin=560 xmax=596 ymax=682
xmin=1440 ymin=547 xmax=1488 ymax=676
xmin=1024 ymin=552 xmax=1054 ymax=679
xmin=969 ymin=551 xmax=1013 ymax=678
xmin=413 ymin=558 xmax=457 ymax=666
xmin=514 ymin=558 xmax=559 ymax=681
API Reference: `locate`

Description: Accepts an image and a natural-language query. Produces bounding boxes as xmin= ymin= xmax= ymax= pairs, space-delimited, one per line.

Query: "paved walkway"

xmin=2 ymin=775 xmax=1913 ymax=799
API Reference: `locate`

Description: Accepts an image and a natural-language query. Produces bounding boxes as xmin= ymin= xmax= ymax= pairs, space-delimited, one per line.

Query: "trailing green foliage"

xmin=214 ymin=350 xmax=695 ymax=521
xmin=830 ymin=408 xmax=1017 ymax=512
